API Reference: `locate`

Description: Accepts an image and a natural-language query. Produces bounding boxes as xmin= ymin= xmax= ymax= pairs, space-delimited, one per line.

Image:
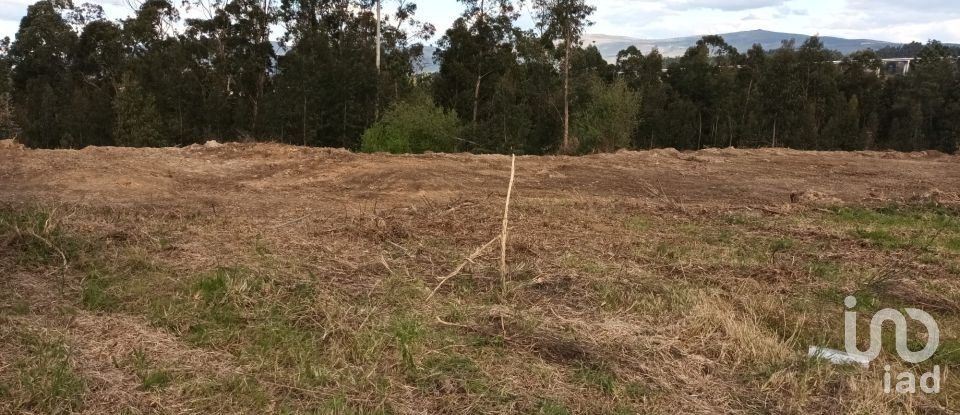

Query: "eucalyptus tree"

xmin=271 ymin=0 xmax=429 ymax=147
xmin=666 ymin=35 xmax=740 ymax=148
xmin=183 ymin=0 xmax=277 ymax=138
xmin=433 ymin=0 xmax=522 ymax=150
xmin=0 ymin=37 xmax=17 ymax=138
xmin=8 ymin=0 xmax=78 ymax=147
xmin=70 ymin=15 xmax=124 ymax=146
xmin=533 ymin=0 xmax=594 ymax=153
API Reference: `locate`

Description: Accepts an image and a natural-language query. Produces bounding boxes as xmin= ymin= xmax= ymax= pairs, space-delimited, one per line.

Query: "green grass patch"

xmin=832 ymin=206 xmax=923 ymax=227
xmin=768 ymin=237 xmax=797 ymax=253
xmin=391 ymin=316 xmax=423 ymax=371
xmin=193 ymin=270 xmax=230 ymax=302
xmin=720 ymin=212 xmax=754 ymax=226
xmin=928 ymin=338 xmax=960 ymax=366
xmin=623 ymin=216 xmax=651 ymax=231
xmin=560 ymin=255 xmax=608 ymax=275
xmin=828 ymin=205 xmax=960 ymax=253
xmin=652 ymin=241 xmax=690 ymax=262
xmin=853 ymin=228 xmax=904 ymax=249
xmin=313 ymin=395 xmax=392 ymax=415
xmin=574 ymin=362 xmax=617 ymax=395
xmin=121 ymin=348 xmax=174 ymax=390
xmin=808 ymin=258 xmax=841 ymax=281
xmin=624 ymin=381 xmax=654 ymax=399
xmin=589 ymin=279 xmax=638 ymax=312
xmin=538 ymin=399 xmax=572 ymax=415
xmin=944 ymin=237 xmax=960 ymax=252
xmin=418 ymin=354 xmax=493 ymax=395
xmin=701 ymin=228 xmax=737 ymax=246
xmin=1 ymin=299 xmax=31 ymax=316
xmin=12 ymin=332 xmax=85 ymax=413
xmin=188 ymin=374 xmax=271 ymax=412
xmin=80 ymin=271 xmax=120 ymax=312
xmin=0 ymin=207 xmax=92 ymax=269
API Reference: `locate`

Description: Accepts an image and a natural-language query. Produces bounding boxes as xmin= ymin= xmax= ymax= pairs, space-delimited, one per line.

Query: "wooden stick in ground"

xmin=500 ymin=154 xmax=515 ymax=288
xmin=426 ymin=235 xmax=500 ymax=301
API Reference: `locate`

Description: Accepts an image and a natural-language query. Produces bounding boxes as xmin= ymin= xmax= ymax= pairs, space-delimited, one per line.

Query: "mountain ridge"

xmin=418 ymin=29 xmax=955 ymax=72
xmin=582 ymin=29 xmax=900 ymax=61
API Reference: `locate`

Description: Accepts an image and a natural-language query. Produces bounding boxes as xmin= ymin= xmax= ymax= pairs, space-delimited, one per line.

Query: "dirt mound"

xmin=790 ymin=190 xmax=842 ymax=205
xmin=0 ymin=143 xmax=958 ymax=212
xmin=0 ymin=139 xmax=24 ymax=150
xmin=909 ymin=187 xmax=957 ymax=204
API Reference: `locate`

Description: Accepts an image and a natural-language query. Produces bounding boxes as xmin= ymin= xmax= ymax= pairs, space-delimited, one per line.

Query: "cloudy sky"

xmin=1 ymin=0 xmax=958 ymax=43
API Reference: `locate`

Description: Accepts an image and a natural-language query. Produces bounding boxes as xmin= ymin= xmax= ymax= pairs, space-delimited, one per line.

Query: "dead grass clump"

xmin=4 ymin=145 xmax=960 ymax=414
xmin=791 ymin=190 xmax=842 ymax=205
xmin=686 ymin=294 xmax=796 ymax=368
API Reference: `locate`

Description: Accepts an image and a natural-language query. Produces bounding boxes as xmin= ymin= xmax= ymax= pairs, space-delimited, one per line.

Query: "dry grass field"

xmin=1 ymin=140 xmax=960 ymax=414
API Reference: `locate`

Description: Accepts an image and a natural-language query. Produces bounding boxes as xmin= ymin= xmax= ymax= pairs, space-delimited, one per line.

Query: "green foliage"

xmin=360 ymin=92 xmax=461 ymax=154
xmin=0 ymin=0 xmax=958 ymax=154
xmin=538 ymin=400 xmax=572 ymax=415
xmin=0 ymin=207 xmax=88 ymax=268
xmin=390 ymin=316 xmax=422 ymax=371
xmin=0 ymin=92 xmax=17 ymax=138
xmin=573 ymin=77 xmax=640 ymax=153
xmin=112 ymin=73 xmax=164 ymax=147
xmin=126 ymin=348 xmax=173 ymax=390
xmin=574 ymin=362 xmax=617 ymax=395
xmin=14 ymin=333 xmax=85 ymax=413
xmin=7 ymin=0 xmax=76 ymax=148
xmin=854 ymin=228 xmax=903 ymax=249
xmin=80 ymin=271 xmax=119 ymax=311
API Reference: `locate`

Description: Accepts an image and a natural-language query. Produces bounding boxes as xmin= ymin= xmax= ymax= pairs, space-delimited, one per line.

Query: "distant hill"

xmin=583 ymin=30 xmax=902 ymax=62
xmin=416 ymin=29 xmax=955 ymax=72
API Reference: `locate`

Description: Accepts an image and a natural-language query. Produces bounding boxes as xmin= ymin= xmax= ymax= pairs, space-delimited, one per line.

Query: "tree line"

xmin=1 ymin=0 xmax=958 ymax=154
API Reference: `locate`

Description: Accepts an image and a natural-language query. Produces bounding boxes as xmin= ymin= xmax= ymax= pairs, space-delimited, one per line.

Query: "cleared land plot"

xmin=1 ymin=142 xmax=959 ymax=414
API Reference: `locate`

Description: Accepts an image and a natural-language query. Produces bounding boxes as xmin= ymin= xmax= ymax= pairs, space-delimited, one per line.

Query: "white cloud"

xmin=0 ymin=0 xmax=957 ymax=44
xmin=677 ymin=0 xmax=786 ymax=11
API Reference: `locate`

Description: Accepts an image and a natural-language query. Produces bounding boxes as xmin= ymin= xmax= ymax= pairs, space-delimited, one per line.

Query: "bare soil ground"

xmin=1 ymin=141 xmax=959 ymax=414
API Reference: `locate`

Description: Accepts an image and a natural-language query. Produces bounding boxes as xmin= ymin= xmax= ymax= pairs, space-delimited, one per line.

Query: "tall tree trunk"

xmin=249 ymin=0 xmax=271 ymax=137
xmin=713 ymin=115 xmax=719 ymax=147
xmin=302 ymin=95 xmax=307 ymax=146
xmin=697 ymin=111 xmax=702 ymax=149
xmin=471 ymin=0 xmax=485 ymax=131
xmin=251 ymin=71 xmax=265 ymax=134
xmin=739 ymin=78 xmax=754 ymax=144
xmin=772 ymin=117 xmax=777 ymax=147
xmin=562 ymin=33 xmax=571 ymax=153
xmin=374 ymin=0 xmax=381 ymax=121
xmin=251 ymin=96 xmax=260 ymax=135
xmin=727 ymin=115 xmax=734 ymax=147
xmin=472 ymin=75 xmax=482 ymax=128
xmin=177 ymin=99 xmax=183 ymax=144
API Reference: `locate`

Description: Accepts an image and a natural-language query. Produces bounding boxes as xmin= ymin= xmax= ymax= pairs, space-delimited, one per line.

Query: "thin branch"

xmin=500 ymin=154 xmax=516 ymax=286
xmin=426 ymin=235 xmax=499 ymax=301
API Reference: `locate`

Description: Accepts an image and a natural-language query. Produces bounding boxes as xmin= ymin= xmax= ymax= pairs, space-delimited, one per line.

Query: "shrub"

xmin=361 ymin=92 xmax=460 ymax=154
xmin=112 ymin=73 xmax=164 ymax=147
xmin=573 ymin=77 xmax=641 ymax=153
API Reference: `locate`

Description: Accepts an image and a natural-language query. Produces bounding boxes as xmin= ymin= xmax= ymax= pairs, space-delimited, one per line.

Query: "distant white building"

xmin=831 ymin=58 xmax=913 ymax=77
xmin=880 ymin=58 xmax=912 ymax=76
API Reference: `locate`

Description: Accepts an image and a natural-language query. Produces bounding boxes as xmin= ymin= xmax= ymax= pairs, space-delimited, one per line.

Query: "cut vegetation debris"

xmin=807 ymin=346 xmax=871 ymax=367
xmin=1 ymin=143 xmax=960 ymax=414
